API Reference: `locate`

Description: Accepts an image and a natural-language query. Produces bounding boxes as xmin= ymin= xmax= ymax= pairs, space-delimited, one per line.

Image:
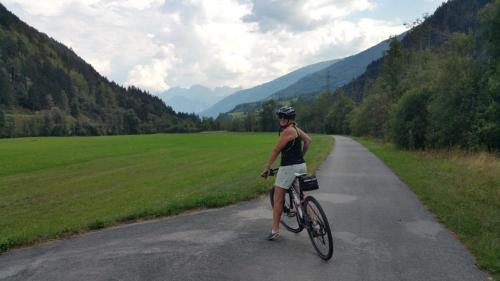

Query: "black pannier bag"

xmin=299 ymin=175 xmax=319 ymax=191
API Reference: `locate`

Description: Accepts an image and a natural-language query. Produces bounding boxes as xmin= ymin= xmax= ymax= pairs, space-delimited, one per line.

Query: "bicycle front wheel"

xmin=304 ymin=196 xmax=333 ymax=260
xmin=269 ymin=187 xmax=302 ymax=233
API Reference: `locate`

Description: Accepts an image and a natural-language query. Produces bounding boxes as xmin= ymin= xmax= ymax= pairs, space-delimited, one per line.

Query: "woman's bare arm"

xmin=297 ymin=127 xmax=312 ymax=156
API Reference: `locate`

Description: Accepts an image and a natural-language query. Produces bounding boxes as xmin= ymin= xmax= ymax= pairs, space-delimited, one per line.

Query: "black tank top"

xmin=280 ymin=126 xmax=305 ymax=166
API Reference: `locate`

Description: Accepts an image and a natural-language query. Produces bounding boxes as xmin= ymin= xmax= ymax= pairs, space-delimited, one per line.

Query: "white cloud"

xmin=242 ymin=0 xmax=375 ymax=32
xmin=106 ymin=0 xmax=164 ymax=10
xmin=87 ymin=58 xmax=112 ymax=76
xmin=3 ymin=0 xmax=102 ymax=16
xmin=2 ymin=0 xmax=406 ymax=93
xmin=126 ymin=44 xmax=179 ymax=91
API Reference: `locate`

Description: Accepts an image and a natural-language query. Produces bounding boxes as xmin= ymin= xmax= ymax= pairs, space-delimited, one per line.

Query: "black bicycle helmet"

xmin=276 ymin=106 xmax=296 ymax=120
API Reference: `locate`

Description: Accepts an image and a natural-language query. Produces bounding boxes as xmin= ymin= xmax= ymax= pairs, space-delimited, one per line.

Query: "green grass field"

xmin=0 ymin=132 xmax=333 ymax=252
xmin=356 ymin=138 xmax=500 ymax=280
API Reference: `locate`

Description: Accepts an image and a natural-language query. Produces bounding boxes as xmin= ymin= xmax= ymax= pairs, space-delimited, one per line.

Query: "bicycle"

xmin=267 ymin=168 xmax=334 ymax=260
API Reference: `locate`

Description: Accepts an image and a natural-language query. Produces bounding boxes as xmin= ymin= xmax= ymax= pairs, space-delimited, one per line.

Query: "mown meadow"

xmin=0 ymin=132 xmax=333 ymax=252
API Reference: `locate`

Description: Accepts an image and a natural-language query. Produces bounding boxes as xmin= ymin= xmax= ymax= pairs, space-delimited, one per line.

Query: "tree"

xmin=201 ymin=117 xmax=217 ymax=131
xmin=3 ymin=115 xmax=16 ymax=138
xmin=259 ymin=100 xmax=278 ymax=132
xmin=43 ymin=111 xmax=53 ymax=136
xmin=0 ymin=109 xmax=5 ymax=135
xmin=53 ymin=90 xmax=69 ymax=111
xmin=50 ymin=108 xmax=68 ymax=136
xmin=480 ymin=0 xmax=500 ymax=62
xmin=70 ymin=98 xmax=80 ymax=117
xmin=348 ymin=107 xmax=365 ymax=137
xmin=124 ymin=109 xmax=140 ymax=134
xmin=389 ymin=89 xmax=430 ymax=149
xmin=478 ymin=0 xmax=500 ymax=150
xmin=426 ymin=33 xmax=478 ymax=148
xmin=230 ymin=117 xmax=244 ymax=132
xmin=0 ymin=69 xmax=14 ymax=106
xmin=244 ymin=112 xmax=258 ymax=132
xmin=325 ymin=93 xmax=354 ymax=135
xmin=381 ymin=39 xmax=409 ymax=101
xmin=349 ymin=93 xmax=390 ymax=138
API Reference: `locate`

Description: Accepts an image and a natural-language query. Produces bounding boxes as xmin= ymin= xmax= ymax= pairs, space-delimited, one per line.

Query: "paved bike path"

xmin=0 ymin=136 xmax=488 ymax=281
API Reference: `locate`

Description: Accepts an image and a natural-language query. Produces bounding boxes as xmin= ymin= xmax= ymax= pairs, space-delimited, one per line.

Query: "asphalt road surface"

xmin=0 ymin=136 xmax=489 ymax=281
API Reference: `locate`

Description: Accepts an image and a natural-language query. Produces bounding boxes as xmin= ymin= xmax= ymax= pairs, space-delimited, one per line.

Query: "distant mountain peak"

xmin=157 ymin=85 xmax=241 ymax=114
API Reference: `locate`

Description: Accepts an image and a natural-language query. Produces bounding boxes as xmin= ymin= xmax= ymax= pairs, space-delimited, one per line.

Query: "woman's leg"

xmin=272 ymin=185 xmax=286 ymax=233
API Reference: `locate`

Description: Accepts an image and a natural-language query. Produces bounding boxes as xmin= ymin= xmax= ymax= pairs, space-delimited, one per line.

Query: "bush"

xmin=389 ymin=89 xmax=430 ymax=149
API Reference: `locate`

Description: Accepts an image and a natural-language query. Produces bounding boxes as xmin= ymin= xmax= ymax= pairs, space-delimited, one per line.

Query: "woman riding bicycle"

xmin=261 ymin=106 xmax=312 ymax=241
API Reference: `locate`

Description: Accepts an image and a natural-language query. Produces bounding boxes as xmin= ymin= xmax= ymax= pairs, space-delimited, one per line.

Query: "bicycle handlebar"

xmin=261 ymin=168 xmax=279 ymax=178
xmin=268 ymin=168 xmax=279 ymax=176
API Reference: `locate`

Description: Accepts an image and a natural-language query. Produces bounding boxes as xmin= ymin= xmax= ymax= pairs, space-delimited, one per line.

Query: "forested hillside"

xmin=217 ymin=0 xmax=500 ymax=151
xmin=342 ymin=0 xmax=490 ymax=102
xmin=0 ymin=4 xmax=200 ymax=137
xmin=269 ymin=33 xmax=405 ymax=101
xmin=323 ymin=0 xmax=499 ymax=150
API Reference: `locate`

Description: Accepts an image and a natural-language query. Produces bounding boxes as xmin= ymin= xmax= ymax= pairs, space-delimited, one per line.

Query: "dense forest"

xmin=0 ymin=4 xmax=201 ymax=138
xmin=215 ymin=0 xmax=500 ymax=151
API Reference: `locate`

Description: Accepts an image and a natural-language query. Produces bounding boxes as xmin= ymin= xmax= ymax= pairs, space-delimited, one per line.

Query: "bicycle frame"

xmin=288 ymin=178 xmax=313 ymax=229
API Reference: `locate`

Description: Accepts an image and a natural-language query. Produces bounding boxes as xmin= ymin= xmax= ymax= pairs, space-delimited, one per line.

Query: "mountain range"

xmin=268 ymin=33 xmax=406 ymax=101
xmin=227 ymin=34 xmax=404 ymax=114
xmin=199 ymin=58 xmax=339 ymax=117
xmin=157 ymin=85 xmax=241 ymax=114
xmin=168 ymin=32 xmax=403 ymax=117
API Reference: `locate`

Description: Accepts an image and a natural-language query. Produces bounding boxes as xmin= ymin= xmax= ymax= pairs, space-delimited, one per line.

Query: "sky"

xmin=2 ymin=0 xmax=446 ymax=94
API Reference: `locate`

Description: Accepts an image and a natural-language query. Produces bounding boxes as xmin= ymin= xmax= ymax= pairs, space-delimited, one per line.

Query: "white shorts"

xmin=274 ymin=163 xmax=307 ymax=190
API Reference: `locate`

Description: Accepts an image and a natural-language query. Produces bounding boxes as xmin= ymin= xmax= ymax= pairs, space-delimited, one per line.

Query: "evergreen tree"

xmin=0 ymin=69 xmax=14 ymax=106
xmin=70 ymin=98 xmax=80 ymax=117
xmin=259 ymin=100 xmax=278 ymax=132
xmin=382 ymin=39 xmax=407 ymax=99
xmin=244 ymin=112 xmax=258 ymax=132
xmin=479 ymin=0 xmax=500 ymax=150
xmin=124 ymin=109 xmax=140 ymax=134
xmin=201 ymin=117 xmax=217 ymax=131
xmin=0 ymin=109 xmax=5 ymax=134
xmin=480 ymin=0 xmax=500 ymax=62
xmin=53 ymin=90 xmax=69 ymax=111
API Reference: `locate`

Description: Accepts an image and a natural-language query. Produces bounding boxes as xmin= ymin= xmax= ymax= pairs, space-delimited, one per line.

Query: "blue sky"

xmin=2 ymin=0 xmax=446 ymax=93
xmin=352 ymin=0 xmax=445 ymax=22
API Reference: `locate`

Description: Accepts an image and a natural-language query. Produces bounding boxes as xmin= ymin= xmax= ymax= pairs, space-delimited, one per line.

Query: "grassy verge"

xmin=355 ymin=137 xmax=499 ymax=280
xmin=0 ymin=133 xmax=333 ymax=252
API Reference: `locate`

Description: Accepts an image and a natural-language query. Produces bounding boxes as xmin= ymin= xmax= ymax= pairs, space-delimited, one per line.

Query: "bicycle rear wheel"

xmin=304 ymin=196 xmax=333 ymax=260
xmin=269 ymin=187 xmax=302 ymax=233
